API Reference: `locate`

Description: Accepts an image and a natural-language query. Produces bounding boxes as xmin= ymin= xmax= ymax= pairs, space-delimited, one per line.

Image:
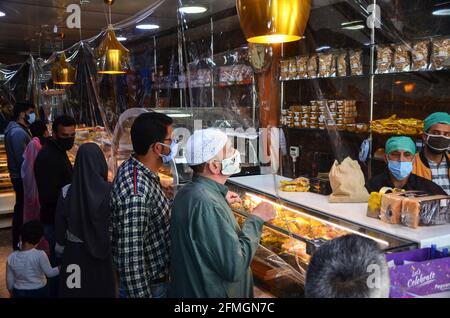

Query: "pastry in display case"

xmin=227 ymin=181 xmax=416 ymax=297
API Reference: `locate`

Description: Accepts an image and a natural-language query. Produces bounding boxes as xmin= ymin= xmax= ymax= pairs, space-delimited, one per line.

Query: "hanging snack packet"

xmin=393 ymin=43 xmax=411 ymax=72
xmin=349 ymin=50 xmax=363 ymax=76
xmin=376 ymin=45 xmax=394 ymax=74
xmin=411 ymin=40 xmax=430 ymax=71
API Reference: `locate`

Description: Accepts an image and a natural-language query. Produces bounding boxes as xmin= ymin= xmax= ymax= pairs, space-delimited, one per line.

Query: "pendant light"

xmin=52 ymin=31 xmax=76 ymax=85
xmin=97 ymin=0 xmax=130 ymax=74
xmin=236 ymin=0 xmax=311 ymax=44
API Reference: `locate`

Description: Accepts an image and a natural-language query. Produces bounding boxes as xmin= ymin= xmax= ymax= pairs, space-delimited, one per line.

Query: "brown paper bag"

xmin=329 ymin=157 xmax=369 ymax=203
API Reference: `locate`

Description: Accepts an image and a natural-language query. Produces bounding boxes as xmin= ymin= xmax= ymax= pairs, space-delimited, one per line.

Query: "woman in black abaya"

xmin=55 ymin=142 xmax=115 ymax=298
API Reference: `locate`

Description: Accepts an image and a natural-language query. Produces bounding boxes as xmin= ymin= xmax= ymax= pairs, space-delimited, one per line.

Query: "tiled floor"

xmin=0 ymin=229 xmax=12 ymax=298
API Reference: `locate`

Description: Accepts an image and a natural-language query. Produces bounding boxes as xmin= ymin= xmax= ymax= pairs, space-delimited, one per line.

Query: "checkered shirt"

xmin=110 ymin=155 xmax=171 ymax=298
xmin=428 ymin=158 xmax=450 ymax=195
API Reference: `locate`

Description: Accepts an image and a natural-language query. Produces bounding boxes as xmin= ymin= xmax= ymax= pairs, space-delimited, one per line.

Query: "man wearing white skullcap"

xmin=169 ymin=129 xmax=276 ymax=298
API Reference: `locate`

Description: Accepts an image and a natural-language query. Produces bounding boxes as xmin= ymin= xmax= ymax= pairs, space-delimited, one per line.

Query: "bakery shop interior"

xmin=0 ymin=0 xmax=449 ymax=299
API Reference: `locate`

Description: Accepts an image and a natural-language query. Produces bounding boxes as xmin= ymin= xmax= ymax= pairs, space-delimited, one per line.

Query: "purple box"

xmin=386 ymin=248 xmax=450 ymax=298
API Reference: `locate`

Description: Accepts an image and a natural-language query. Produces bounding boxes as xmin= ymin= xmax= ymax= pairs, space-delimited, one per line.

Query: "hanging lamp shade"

xmin=52 ymin=52 xmax=76 ymax=85
xmin=96 ymin=26 xmax=130 ymax=74
xmin=236 ymin=0 xmax=311 ymax=44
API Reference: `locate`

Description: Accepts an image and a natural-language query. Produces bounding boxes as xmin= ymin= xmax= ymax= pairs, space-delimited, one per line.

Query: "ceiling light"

xmin=117 ymin=36 xmax=127 ymax=41
xmin=432 ymin=9 xmax=450 ymax=16
xmin=341 ymin=20 xmax=364 ymax=26
xmin=136 ymin=24 xmax=160 ymax=30
xmin=237 ymin=0 xmax=310 ymax=44
xmin=342 ymin=24 xmax=365 ymax=30
xmin=0 ymin=11 xmax=5 ymax=17
xmin=316 ymin=45 xmax=330 ymax=52
xmin=179 ymin=6 xmax=207 ymax=14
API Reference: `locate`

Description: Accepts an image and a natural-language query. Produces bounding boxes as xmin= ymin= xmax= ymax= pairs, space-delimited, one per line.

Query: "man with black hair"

xmin=413 ymin=112 xmax=450 ymax=195
xmin=111 ymin=112 xmax=175 ymax=298
xmin=5 ymin=101 xmax=35 ymax=250
xmin=34 ymin=115 xmax=76 ymax=268
xmin=305 ymin=234 xmax=390 ymax=298
xmin=6 ymin=220 xmax=59 ymax=298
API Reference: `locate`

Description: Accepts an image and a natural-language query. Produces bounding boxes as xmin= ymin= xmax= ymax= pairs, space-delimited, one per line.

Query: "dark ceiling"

xmin=1 ymin=0 xmax=446 ymax=65
xmin=0 ymin=0 xmax=347 ymax=64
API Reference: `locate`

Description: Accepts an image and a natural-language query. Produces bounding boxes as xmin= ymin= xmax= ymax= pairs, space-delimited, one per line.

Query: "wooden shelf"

xmin=283 ymin=127 xmax=369 ymax=137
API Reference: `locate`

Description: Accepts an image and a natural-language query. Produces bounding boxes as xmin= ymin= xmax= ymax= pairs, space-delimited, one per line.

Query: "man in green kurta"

xmin=169 ymin=129 xmax=276 ymax=298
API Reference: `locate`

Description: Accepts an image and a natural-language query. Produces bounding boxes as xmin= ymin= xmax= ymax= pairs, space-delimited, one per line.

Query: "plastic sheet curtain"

xmin=0 ymin=55 xmax=42 ymax=130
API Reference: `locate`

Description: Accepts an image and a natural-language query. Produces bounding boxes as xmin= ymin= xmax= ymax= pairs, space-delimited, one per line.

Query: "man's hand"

xmin=252 ymin=202 xmax=277 ymax=222
xmin=226 ymin=191 xmax=242 ymax=205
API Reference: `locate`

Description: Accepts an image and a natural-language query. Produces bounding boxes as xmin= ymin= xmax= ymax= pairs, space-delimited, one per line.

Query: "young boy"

xmin=6 ymin=220 xmax=59 ymax=298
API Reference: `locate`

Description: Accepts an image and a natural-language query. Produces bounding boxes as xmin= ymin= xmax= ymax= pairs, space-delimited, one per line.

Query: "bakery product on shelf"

xmin=230 ymin=202 xmax=242 ymax=210
xmin=279 ymin=177 xmax=310 ymax=192
xmin=281 ymin=239 xmax=310 ymax=262
xmin=240 ymin=194 xmax=348 ymax=241
xmin=370 ymin=115 xmax=424 ymax=135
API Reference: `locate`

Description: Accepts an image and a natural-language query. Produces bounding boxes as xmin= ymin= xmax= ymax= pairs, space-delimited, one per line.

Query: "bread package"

xmin=349 ymin=50 xmax=363 ymax=76
xmin=393 ymin=43 xmax=411 ymax=72
xmin=296 ymin=56 xmax=308 ymax=79
xmin=431 ymin=37 xmax=450 ymax=70
xmin=412 ymin=40 xmax=430 ymax=71
xmin=307 ymin=55 xmax=318 ymax=78
xmin=380 ymin=192 xmax=405 ymax=224
xmin=336 ymin=51 xmax=348 ymax=77
xmin=401 ymin=194 xmax=450 ymax=228
xmin=376 ymin=46 xmax=393 ymax=74
xmin=367 ymin=187 xmax=400 ymax=219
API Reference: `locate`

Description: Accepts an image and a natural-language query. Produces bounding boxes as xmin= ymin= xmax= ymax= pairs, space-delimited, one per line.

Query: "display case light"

xmin=0 ymin=11 xmax=5 ymax=17
xmin=245 ymin=192 xmax=390 ymax=247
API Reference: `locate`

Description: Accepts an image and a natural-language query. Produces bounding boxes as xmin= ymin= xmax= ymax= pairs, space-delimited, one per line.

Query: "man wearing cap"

xmin=169 ymin=129 xmax=276 ymax=298
xmin=366 ymin=136 xmax=446 ymax=195
xmin=413 ymin=112 xmax=450 ymax=195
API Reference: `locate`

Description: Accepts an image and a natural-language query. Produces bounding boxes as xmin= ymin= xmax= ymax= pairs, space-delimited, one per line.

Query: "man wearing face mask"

xmin=34 ymin=115 xmax=76 ymax=272
xmin=169 ymin=129 xmax=277 ymax=298
xmin=5 ymin=101 xmax=35 ymax=250
xmin=413 ymin=112 xmax=450 ymax=195
xmin=366 ymin=136 xmax=446 ymax=195
xmin=111 ymin=112 xmax=174 ymax=298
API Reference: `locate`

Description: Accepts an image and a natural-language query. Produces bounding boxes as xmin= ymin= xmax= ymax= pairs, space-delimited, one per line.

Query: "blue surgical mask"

xmin=26 ymin=112 xmax=36 ymax=125
xmin=388 ymin=160 xmax=413 ymax=180
xmin=158 ymin=139 xmax=178 ymax=164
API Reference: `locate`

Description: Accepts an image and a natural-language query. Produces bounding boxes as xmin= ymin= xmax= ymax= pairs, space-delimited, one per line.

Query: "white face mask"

xmin=220 ymin=150 xmax=241 ymax=176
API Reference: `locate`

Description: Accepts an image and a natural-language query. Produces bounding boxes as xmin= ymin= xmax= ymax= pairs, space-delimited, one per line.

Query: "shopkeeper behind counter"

xmin=366 ymin=136 xmax=446 ymax=195
xmin=413 ymin=112 xmax=450 ymax=195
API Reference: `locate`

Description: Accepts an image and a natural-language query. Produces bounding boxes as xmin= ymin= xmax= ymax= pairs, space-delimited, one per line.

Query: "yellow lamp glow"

xmin=97 ymin=26 xmax=130 ymax=74
xmin=236 ymin=0 xmax=311 ymax=44
xmin=52 ymin=52 xmax=76 ymax=85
